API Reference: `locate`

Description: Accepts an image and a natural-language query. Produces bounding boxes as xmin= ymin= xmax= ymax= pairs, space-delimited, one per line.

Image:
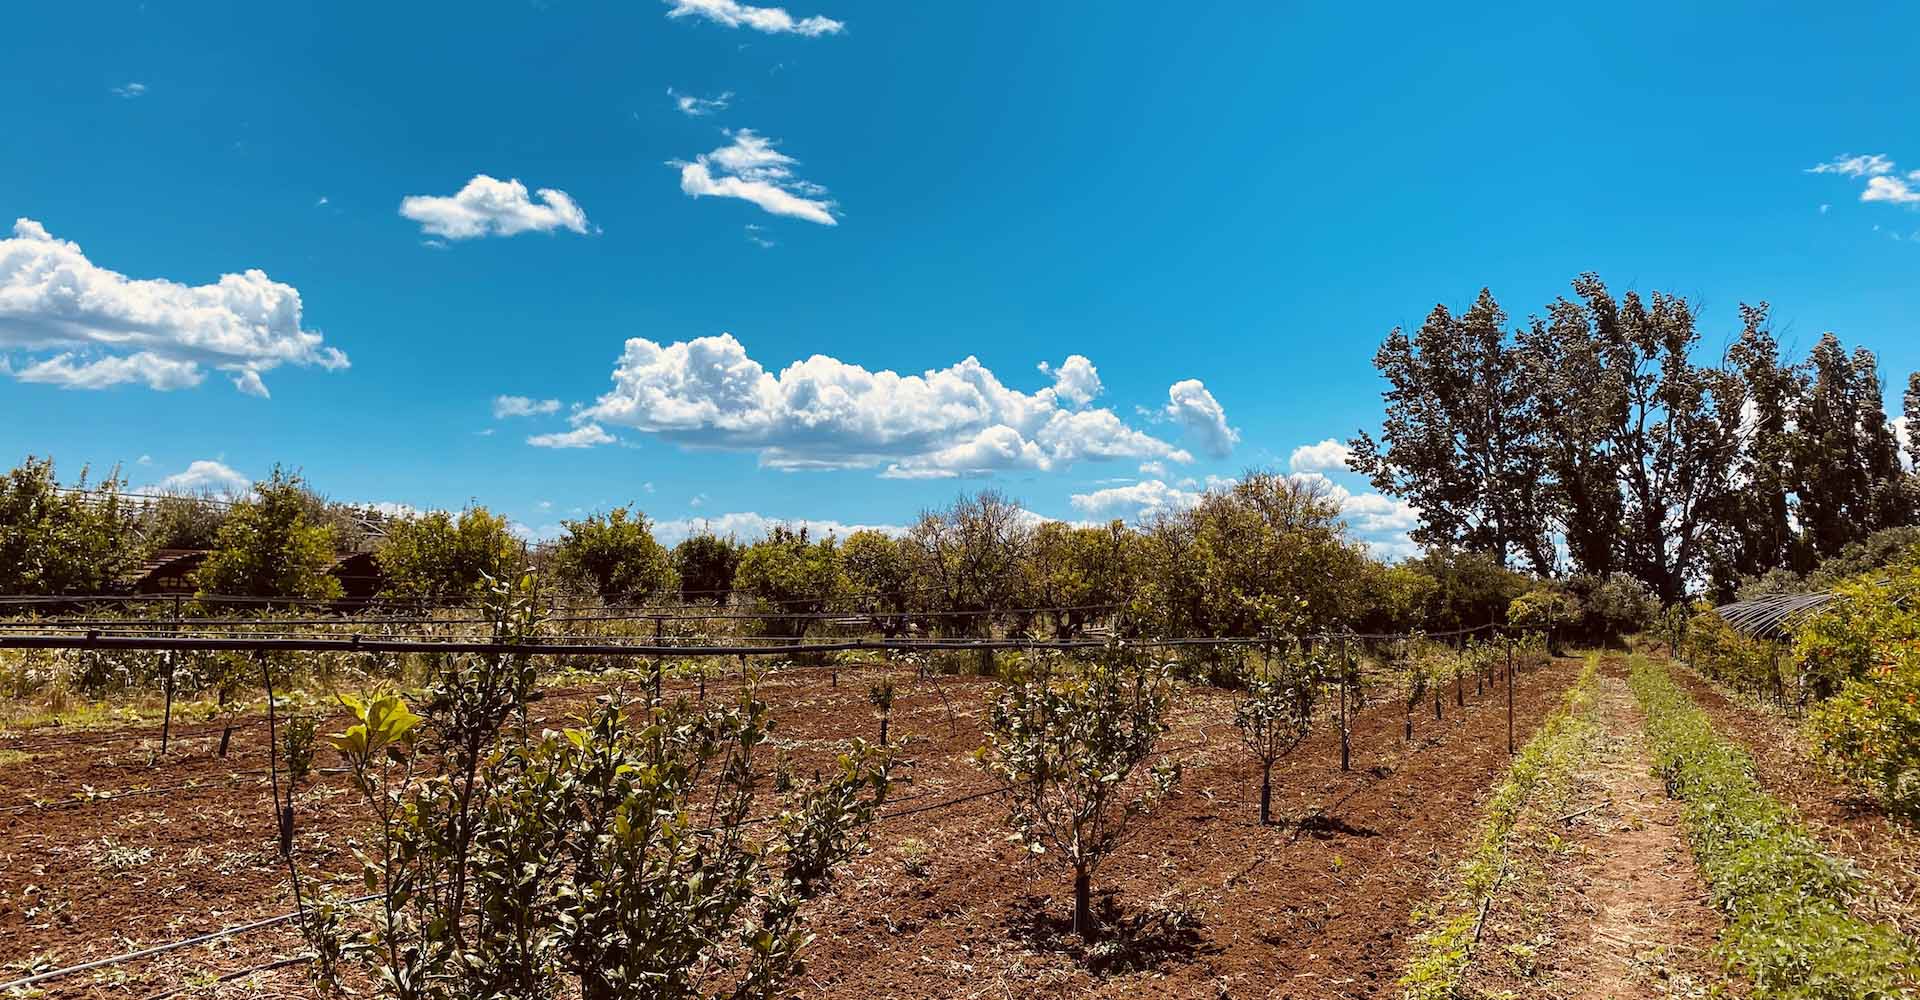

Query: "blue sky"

xmin=4 ymin=1 xmax=1918 ymax=554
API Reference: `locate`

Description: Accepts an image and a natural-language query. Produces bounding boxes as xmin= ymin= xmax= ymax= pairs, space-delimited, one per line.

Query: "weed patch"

xmin=1401 ymin=657 xmax=1599 ymax=999
xmin=1630 ymin=655 xmax=1916 ymax=999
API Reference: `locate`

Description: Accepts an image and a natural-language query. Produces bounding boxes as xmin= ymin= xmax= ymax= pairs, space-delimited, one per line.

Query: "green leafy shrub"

xmin=1629 ymin=656 xmax=1916 ymax=999
xmin=194 ymin=466 xmax=341 ymax=602
xmin=1806 ymin=644 xmax=1920 ymax=818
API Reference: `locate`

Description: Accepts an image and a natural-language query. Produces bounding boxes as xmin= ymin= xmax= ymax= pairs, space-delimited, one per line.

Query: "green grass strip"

xmin=1401 ymin=656 xmax=1600 ymax=1000
xmin=1629 ymin=655 xmax=1915 ymax=999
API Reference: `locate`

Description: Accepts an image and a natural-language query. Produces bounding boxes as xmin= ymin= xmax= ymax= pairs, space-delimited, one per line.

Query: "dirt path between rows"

xmin=1470 ymin=661 xmax=1723 ymax=1000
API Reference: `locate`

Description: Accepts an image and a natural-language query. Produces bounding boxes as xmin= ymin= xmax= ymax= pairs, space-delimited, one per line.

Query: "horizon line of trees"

xmin=2 ymin=454 xmax=1650 ymax=644
xmin=1349 ymin=273 xmax=1920 ymax=604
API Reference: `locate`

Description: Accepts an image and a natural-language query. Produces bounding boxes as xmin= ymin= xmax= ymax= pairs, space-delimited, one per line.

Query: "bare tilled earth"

xmin=1668 ymin=666 xmax=1920 ymax=936
xmin=0 ymin=656 xmax=1579 ymax=999
xmin=1468 ymin=659 xmax=1723 ymax=1000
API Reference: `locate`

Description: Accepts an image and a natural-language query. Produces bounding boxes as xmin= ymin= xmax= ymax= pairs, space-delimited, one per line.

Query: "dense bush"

xmin=672 ymin=532 xmax=741 ymax=605
xmin=194 ymin=467 xmax=342 ymax=602
xmin=318 ymin=579 xmax=893 ymax=1000
xmin=734 ymin=526 xmax=846 ymax=638
xmin=0 ymin=456 xmax=141 ymax=596
xmin=1792 ymin=561 xmax=1920 ymax=700
xmin=376 ymin=505 xmax=519 ymax=602
xmin=1630 ymin=657 xmax=1915 ymax=999
xmin=552 ymin=506 xmax=677 ymax=604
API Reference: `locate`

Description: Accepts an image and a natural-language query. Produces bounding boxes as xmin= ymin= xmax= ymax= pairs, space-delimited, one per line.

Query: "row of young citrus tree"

xmin=271 ymin=571 xmax=1546 ymax=998
xmin=3 ymin=455 xmax=1660 ymax=647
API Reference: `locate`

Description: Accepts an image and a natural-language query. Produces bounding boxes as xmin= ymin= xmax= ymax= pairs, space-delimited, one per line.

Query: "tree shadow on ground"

xmin=1292 ymin=812 xmax=1380 ymax=840
xmin=1006 ymin=890 xmax=1220 ymax=974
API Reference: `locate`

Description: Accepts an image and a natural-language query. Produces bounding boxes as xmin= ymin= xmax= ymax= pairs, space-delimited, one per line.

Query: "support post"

xmin=1506 ymin=637 xmax=1515 ymax=756
xmin=652 ymin=616 xmax=663 ymax=702
xmin=161 ymin=594 xmax=180 ymax=756
xmin=1338 ymin=632 xmax=1351 ymax=772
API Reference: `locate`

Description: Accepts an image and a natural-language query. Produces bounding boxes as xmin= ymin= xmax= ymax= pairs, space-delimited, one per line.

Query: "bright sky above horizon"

xmin=4 ymin=1 xmax=1918 ymax=556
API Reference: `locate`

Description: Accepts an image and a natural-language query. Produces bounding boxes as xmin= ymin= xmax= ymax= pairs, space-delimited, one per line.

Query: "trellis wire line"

xmin=0 ymin=889 xmax=385 ymax=992
xmin=0 ymin=601 xmax=1125 ymax=629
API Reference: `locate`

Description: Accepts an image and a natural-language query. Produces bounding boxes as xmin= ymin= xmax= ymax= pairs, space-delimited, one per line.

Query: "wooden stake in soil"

xmin=1339 ymin=632 xmax=1351 ymax=772
xmin=161 ymin=594 xmax=181 ymax=756
xmin=1505 ymin=637 xmax=1515 ymax=755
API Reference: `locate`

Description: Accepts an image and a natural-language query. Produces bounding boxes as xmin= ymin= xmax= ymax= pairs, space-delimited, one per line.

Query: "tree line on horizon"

xmin=0 ymin=455 xmax=1653 ymax=645
xmin=1349 ymin=273 xmax=1920 ymax=604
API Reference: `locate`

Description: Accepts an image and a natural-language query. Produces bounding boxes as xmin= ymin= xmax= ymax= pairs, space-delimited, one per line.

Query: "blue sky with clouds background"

xmin=4 ymin=1 xmax=1918 ymax=553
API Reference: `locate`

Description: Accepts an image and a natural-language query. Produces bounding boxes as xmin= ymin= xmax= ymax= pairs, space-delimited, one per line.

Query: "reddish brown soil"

xmin=0 ymin=658 xmax=1580 ymax=999
xmin=1667 ymin=665 xmax=1920 ymax=935
xmin=1467 ymin=658 xmax=1724 ymax=999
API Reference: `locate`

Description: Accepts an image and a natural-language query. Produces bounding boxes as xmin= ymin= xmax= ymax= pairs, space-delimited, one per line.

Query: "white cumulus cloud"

xmin=528 ymin=424 xmax=616 ymax=449
xmin=674 ymin=130 xmax=837 ymax=225
xmin=399 ymin=175 xmax=591 ymax=240
xmin=155 ymin=459 xmax=250 ymax=496
xmin=572 ymin=334 xmax=1194 ymax=478
xmin=663 ymin=0 xmax=843 ymax=36
xmin=1163 ymin=379 xmax=1238 ymax=458
xmin=0 ymin=218 xmax=347 ymax=395
xmin=1863 ymin=174 xmax=1920 ymax=205
xmin=1288 ymin=438 xmax=1352 ymax=474
xmin=1070 ymin=479 xmax=1202 ymax=520
xmin=493 ymin=395 xmax=562 ymax=418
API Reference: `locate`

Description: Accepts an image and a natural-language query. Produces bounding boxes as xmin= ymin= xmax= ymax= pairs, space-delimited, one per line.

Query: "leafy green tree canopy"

xmin=553 ymin=506 xmax=677 ymax=604
xmin=194 ymin=466 xmax=341 ymax=602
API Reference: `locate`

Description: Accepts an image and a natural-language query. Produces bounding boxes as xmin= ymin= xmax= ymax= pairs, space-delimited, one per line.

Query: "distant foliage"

xmin=671 ymin=531 xmax=741 ymax=605
xmin=376 ymin=505 xmax=519 ymax=602
xmin=1350 ymin=276 xmax=1920 ymax=605
xmin=734 ymin=525 xmax=846 ymax=637
xmin=0 ymin=456 xmax=141 ymax=595
xmin=193 ymin=466 xmax=341 ymax=601
xmin=552 ymin=506 xmax=677 ymax=604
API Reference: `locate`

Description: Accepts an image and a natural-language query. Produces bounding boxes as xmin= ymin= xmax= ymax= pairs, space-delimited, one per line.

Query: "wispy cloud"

xmin=663 ymin=0 xmax=843 ymax=36
xmin=493 ymin=395 xmax=562 ymax=418
xmin=111 ymin=82 xmax=147 ymax=99
xmin=669 ymin=88 xmax=732 ymax=116
xmin=674 ymin=130 xmax=837 ymax=225
xmin=400 ymin=175 xmax=592 ymax=239
xmin=1806 ymin=153 xmax=1894 ymax=178
xmin=528 ymin=424 xmax=615 ymax=449
xmin=1808 ymin=152 xmax=1920 ymax=209
xmin=744 ymin=224 xmax=776 ymax=248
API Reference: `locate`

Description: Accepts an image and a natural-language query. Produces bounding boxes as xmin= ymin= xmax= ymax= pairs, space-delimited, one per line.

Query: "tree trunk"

xmin=1259 ymin=765 xmax=1272 ymax=825
xmin=1073 ymin=868 xmax=1093 ymax=938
